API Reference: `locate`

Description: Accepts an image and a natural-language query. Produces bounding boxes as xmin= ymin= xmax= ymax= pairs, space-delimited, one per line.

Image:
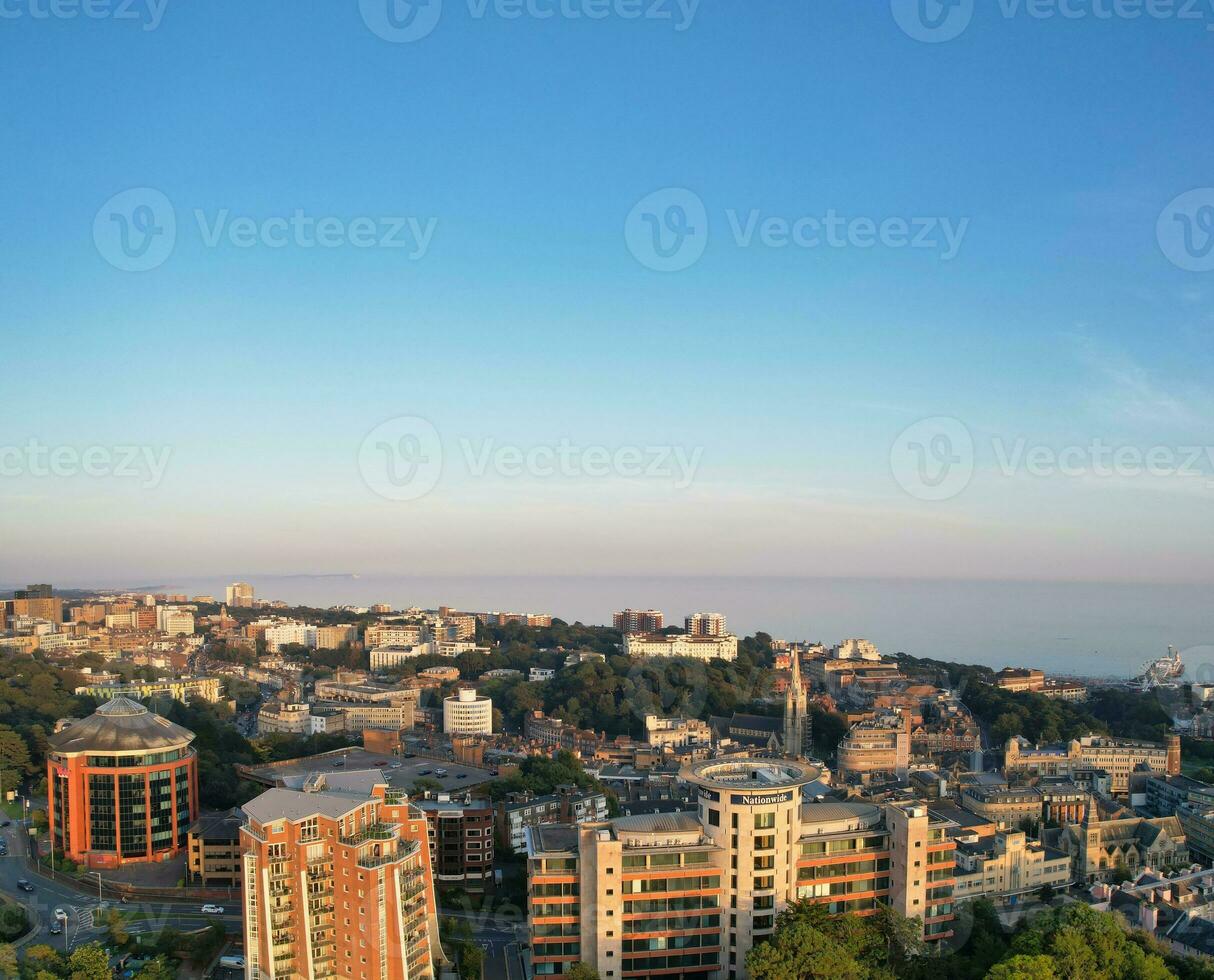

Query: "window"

xmin=708 ymin=808 xmax=720 ymax=827
xmin=754 ymin=813 xmax=775 ymax=830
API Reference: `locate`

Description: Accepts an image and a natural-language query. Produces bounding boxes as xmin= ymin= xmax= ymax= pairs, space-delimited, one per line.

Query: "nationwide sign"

xmin=731 ymin=791 xmax=793 ymax=806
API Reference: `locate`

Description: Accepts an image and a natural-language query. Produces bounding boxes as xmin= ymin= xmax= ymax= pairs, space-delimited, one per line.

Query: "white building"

xmin=624 ymin=632 xmax=738 ymax=662
xmin=528 ymin=668 xmax=555 ymax=682
xmin=443 ymin=687 xmax=493 ymax=735
xmin=364 ymin=624 xmax=424 ymax=648
xmin=370 ymin=645 xmax=432 ymax=670
xmin=225 ymin=582 xmax=255 ymax=608
xmin=833 ymin=638 xmax=881 ymax=661
xmin=263 ymin=622 xmax=318 ymax=653
xmin=156 ymin=607 xmax=195 ymax=636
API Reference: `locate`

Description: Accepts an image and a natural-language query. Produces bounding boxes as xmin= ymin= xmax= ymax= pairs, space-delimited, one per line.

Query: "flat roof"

xmin=243 ymin=747 xmax=495 ymax=794
xmin=681 ymin=757 xmax=821 ymax=791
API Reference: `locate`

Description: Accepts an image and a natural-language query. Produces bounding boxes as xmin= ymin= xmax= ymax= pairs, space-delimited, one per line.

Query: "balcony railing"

xmin=339 ymin=822 xmax=400 ymax=846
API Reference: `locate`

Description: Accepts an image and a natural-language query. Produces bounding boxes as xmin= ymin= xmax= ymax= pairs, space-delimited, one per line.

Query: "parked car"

xmin=201 ymin=904 xmax=225 ymax=914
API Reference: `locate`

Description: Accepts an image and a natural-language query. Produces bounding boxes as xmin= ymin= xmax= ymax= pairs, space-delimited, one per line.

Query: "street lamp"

xmin=93 ymin=872 xmax=103 ymax=910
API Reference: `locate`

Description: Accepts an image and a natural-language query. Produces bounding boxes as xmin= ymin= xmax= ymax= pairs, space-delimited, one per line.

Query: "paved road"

xmin=0 ymin=821 xmax=241 ymax=954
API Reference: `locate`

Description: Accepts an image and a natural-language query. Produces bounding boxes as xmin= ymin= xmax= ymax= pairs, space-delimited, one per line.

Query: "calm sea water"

xmin=138 ymin=575 xmax=1214 ymax=682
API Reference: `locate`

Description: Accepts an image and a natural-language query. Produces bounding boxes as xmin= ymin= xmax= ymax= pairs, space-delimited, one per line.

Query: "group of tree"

xmin=743 ymin=899 xmax=1214 ymax=980
xmin=897 ymin=654 xmax=1174 ymax=746
xmin=3 ymin=940 xmax=173 ymax=980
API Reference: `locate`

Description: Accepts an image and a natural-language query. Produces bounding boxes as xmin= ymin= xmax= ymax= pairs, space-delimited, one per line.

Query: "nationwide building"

xmin=526 ymin=757 xmax=956 ymax=979
xmin=624 ymin=633 xmax=739 ymax=662
xmin=613 ymin=609 xmax=664 ymax=634
xmin=47 ymin=697 xmax=198 ymax=868
xmin=74 ymin=675 xmax=222 ymax=704
xmin=442 ymin=687 xmax=492 ymax=735
xmin=240 ymin=769 xmax=445 ymax=980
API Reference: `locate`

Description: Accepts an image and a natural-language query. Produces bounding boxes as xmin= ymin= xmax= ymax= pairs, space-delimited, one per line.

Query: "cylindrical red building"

xmin=47 ymin=696 xmax=198 ymax=868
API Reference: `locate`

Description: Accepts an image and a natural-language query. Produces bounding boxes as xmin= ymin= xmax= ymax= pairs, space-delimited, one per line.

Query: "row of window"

xmin=797 ymin=858 xmax=890 ymax=880
xmin=800 ymin=835 xmax=886 ymax=857
xmin=622 ymin=851 xmax=710 ymax=869
xmin=797 ymin=876 xmax=889 ymax=898
xmin=624 ymin=913 xmax=720 ymax=934
xmin=621 ymin=952 xmax=719 ymax=970
xmin=624 ymin=895 xmax=720 ymax=914
xmin=622 ymin=875 xmax=720 ymax=894
xmin=623 ymin=932 xmax=715 ymax=953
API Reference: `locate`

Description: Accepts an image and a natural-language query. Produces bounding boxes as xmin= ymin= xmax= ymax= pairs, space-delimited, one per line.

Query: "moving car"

xmin=201 ymin=904 xmax=225 ymax=914
xmin=49 ymin=923 xmax=62 ymax=935
xmin=16 ymin=880 xmax=33 ymax=892
xmin=219 ymin=955 xmax=246 ymax=969
xmin=53 ymin=908 xmax=67 ymax=920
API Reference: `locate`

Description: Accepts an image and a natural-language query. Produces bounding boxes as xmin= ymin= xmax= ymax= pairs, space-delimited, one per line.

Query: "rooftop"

xmin=681 ymin=757 xmax=822 ymax=790
xmin=48 ymin=697 xmax=196 ymax=755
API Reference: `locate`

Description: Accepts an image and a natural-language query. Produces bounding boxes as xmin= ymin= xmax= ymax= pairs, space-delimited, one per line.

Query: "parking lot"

xmin=244 ymin=748 xmax=495 ymax=794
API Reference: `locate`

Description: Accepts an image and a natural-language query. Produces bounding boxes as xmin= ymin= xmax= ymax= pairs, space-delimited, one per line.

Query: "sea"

xmin=115 ymin=574 xmax=1214 ymax=683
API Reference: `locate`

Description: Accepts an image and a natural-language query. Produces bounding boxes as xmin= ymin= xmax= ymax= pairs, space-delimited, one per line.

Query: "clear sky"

xmin=2 ymin=0 xmax=1213 ymax=585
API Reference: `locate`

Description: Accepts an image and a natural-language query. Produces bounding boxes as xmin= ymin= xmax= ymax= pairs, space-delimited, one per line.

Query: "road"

xmin=441 ymin=909 xmax=527 ymax=980
xmin=0 ymin=821 xmax=241 ymax=954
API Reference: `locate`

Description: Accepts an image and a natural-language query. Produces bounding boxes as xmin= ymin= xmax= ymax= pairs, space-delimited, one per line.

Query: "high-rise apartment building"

xmin=685 ymin=612 xmax=727 ymax=637
xmin=527 ymin=758 xmax=956 ymax=979
xmin=226 ymin=582 xmax=256 ymax=608
xmin=613 ymin=609 xmax=664 ymax=634
xmin=241 ymin=770 xmax=445 ymax=980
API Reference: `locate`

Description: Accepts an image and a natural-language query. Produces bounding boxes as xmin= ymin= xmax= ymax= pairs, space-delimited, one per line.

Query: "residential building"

xmin=316 ymin=700 xmax=415 ymax=733
xmin=317 ymin=625 xmax=359 ymax=649
xmin=257 ymin=702 xmax=314 ymax=736
xmin=414 ymin=795 xmax=495 ymax=887
xmin=313 ymin=680 xmax=419 ymax=707
xmin=47 ymin=697 xmax=198 ymax=868
xmin=837 ymin=712 xmax=912 ymax=783
xmin=624 ymin=632 xmax=739 ymax=662
xmin=952 ymin=830 xmax=1071 ymax=905
xmin=529 ymin=667 xmax=555 ymax=682
xmin=370 ymin=646 xmax=430 ymax=670
xmin=1004 ymin=734 xmax=1180 ymax=796
xmin=526 ymin=758 xmax=956 ymax=979
xmin=188 ymin=808 xmax=244 ymax=886
xmin=499 ymin=787 xmax=610 ymax=852
xmin=684 ymin=612 xmax=727 ymax=637
xmin=613 ymin=609 xmax=664 ymax=634
xmin=442 ymin=687 xmax=492 ymax=735
xmin=74 ymin=675 xmax=222 ymax=705
xmin=643 ymin=714 xmax=713 ymax=749
xmin=832 ymin=638 xmax=881 ymax=661
xmin=225 ymin=582 xmax=255 ymax=608
xmin=994 ymin=668 xmax=1045 ymax=693
xmin=156 ymin=607 xmax=195 ymax=636
xmin=365 ymin=624 xmax=424 ymax=649
xmin=264 ymin=622 xmax=319 ymax=652
xmin=1042 ymin=680 xmax=1088 ymax=702
xmin=240 ymin=771 xmax=445 ymax=980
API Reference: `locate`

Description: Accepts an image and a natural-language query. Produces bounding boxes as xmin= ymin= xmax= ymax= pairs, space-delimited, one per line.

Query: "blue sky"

xmin=2 ymin=0 xmax=1213 ymax=584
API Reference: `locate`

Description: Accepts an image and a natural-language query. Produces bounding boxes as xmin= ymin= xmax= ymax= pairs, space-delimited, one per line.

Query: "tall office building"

xmin=613 ymin=609 xmax=664 ymax=634
xmin=526 ymin=758 xmax=956 ymax=980
xmin=685 ymin=612 xmax=727 ymax=637
xmin=442 ymin=687 xmax=493 ymax=735
xmin=4 ymin=582 xmax=62 ymax=626
xmin=14 ymin=584 xmax=52 ymax=599
xmin=226 ymin=582 xmax=256 ymax=608
xmin=241 ymin=770 xmax=445 ymax=980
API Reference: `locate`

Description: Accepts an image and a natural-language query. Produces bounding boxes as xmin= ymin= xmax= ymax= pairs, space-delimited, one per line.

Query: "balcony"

xmin=339 ymin=822 xmax=400 ymax=846
xmin=359 ymin=849 xmax=407 ymax=870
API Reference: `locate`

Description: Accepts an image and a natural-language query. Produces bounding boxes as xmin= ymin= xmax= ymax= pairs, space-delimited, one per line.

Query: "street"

xmin=0 ymin=821 xmax=241 ymax=954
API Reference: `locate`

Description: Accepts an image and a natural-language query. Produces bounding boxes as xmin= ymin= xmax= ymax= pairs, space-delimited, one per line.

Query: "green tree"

xmin=132 ymin=957 xmax=175 ymax=980
xmin=0 ymin=944 xmax=17 ymax=979
xmin=65 ymin=942 xmax=111 ymax=980
xmin=23 ymin=944 xmax=64 ymax=976
xmin=985 ymin=954 xmax=1060 ymax=980
xmin=565 ymin=966 xmax=601 ymax=980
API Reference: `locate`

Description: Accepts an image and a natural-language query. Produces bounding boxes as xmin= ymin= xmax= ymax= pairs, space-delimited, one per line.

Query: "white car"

xmin=54 ymin=907 xmax=67 ymax=920
xmin=201 ymin=904 xmax=225 ymax=914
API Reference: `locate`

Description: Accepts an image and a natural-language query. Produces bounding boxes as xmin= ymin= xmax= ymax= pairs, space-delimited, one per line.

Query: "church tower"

xmin=783 ymin=647 xmax=810 ymax=758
